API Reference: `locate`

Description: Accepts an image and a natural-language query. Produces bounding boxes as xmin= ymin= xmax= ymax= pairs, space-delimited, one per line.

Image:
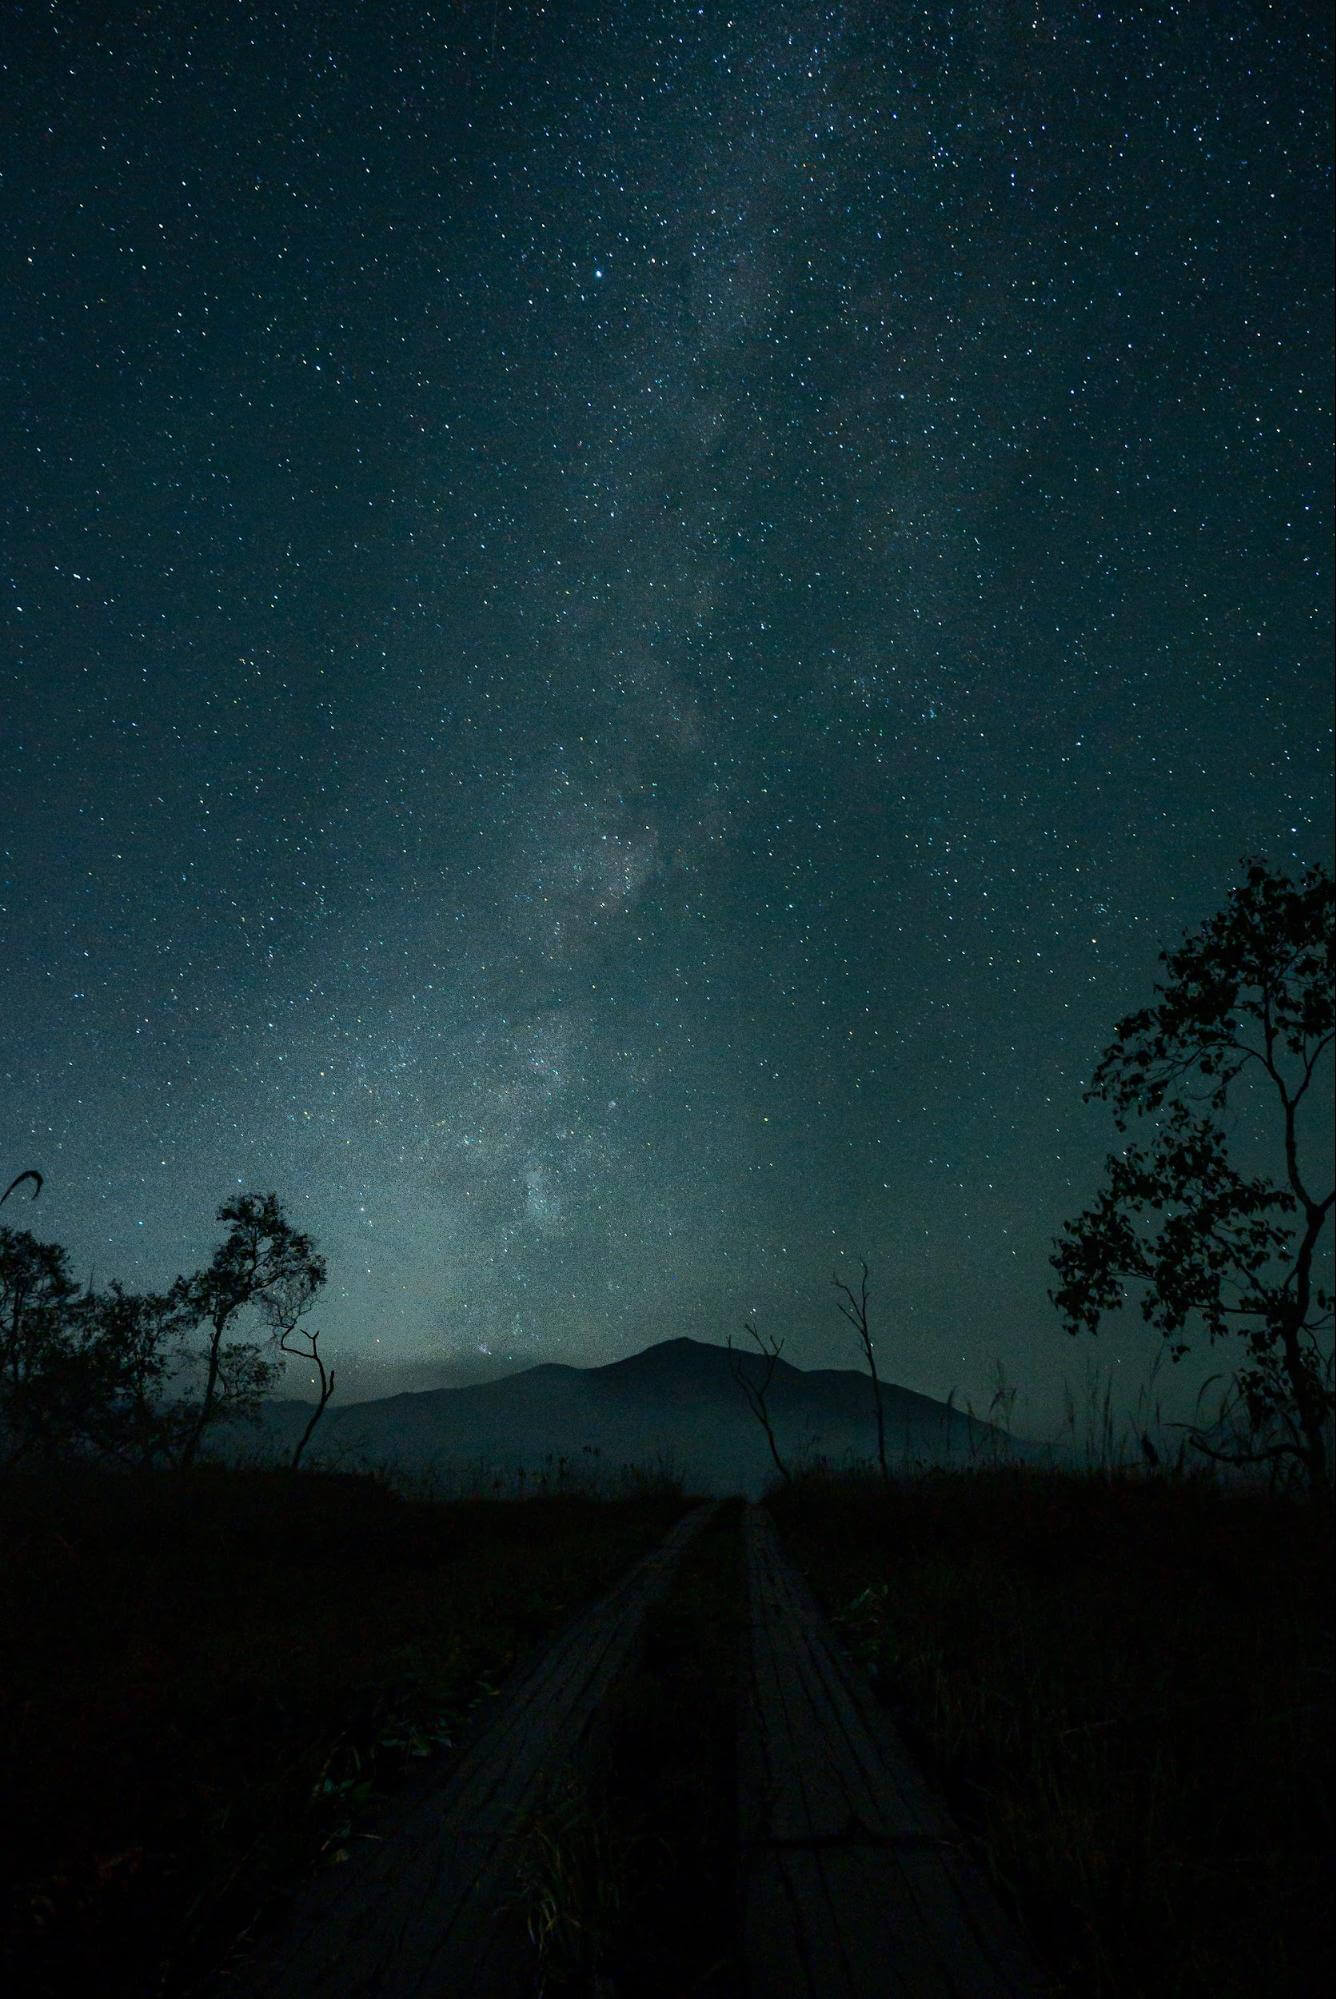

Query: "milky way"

xmin=4 ymin=1 xmax=1331 ymax=1426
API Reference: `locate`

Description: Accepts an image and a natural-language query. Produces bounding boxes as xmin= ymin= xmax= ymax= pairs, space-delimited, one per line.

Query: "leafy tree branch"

xmin=1052 ymin=859 xmax=1334 ymax=1494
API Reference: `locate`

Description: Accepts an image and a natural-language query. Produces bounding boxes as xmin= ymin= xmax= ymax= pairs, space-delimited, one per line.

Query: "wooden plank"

xmin=234 ymin=1502 xmax=716 ymax=1998
xmin=739 ymin=1504 xmax=1049 ymax=1998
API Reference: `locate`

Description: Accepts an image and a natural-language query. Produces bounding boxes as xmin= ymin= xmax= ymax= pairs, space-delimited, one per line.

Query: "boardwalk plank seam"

xmin=740 ymin=1503 xmax=1050 ymax=1999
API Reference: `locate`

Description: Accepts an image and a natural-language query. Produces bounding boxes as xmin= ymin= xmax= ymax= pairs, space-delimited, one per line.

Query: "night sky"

xmin=4 ymin=1 xmax=1332 ymax=1430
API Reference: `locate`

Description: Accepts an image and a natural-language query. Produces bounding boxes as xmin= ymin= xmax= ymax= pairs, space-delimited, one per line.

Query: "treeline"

xmin=0 ymin=1190 xmax=333 ymax=1471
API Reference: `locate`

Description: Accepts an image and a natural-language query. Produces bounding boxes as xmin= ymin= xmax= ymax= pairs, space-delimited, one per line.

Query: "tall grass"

xmin=507 ymin=1765 xmax=631 ymax=1996
xmin=215 ymin=1431 xmax=689 ymax=1504
xmin=383 ymin=1444 xmax=689 ymax=1505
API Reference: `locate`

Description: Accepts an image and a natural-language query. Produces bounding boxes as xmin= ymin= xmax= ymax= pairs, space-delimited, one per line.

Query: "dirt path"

xmin=233 ymin=1502 xmax=717 ymax=1998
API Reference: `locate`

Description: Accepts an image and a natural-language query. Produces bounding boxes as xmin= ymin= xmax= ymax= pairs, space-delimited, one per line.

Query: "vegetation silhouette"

xmin=0 ymin=1190 xmax=331 ymax=1470
xmin=1051 ymin=857 xmax=1334 ymax=1494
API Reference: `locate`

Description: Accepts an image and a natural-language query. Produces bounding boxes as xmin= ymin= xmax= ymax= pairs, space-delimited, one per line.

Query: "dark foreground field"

xmin=1 ymin=1459 xmax=1331 ymax=1997
xmin=0 ymin=1464 xmax=688 ymax=1998
xmin=771 ymin=1465 xmax=1335 ymax=1998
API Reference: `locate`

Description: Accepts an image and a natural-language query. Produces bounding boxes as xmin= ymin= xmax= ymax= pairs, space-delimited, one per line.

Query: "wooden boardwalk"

xmin=230 ymin=1499 xmax=1048 ymax=1998
xmin=739 ymin=1503 xmax=1047 ymax=1997
xmin=233 ymin=1502 xmax=716 ymax=1998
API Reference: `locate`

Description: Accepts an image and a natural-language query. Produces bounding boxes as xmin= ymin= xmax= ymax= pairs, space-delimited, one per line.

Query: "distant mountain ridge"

xmin=246 ymin=1336 xmax=1025 ymax=1496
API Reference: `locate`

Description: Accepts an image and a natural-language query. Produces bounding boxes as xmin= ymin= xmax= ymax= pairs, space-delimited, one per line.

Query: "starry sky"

xmin=4 ymin=0 xmax=1332 ymax=1430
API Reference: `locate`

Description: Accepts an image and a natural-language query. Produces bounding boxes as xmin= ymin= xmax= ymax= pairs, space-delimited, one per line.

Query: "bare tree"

xmin=729 ymin=1322 xmax=791 ymax=1485
xmin=279 ymin=1321 xmax=337 ymax=1470
xmin=833 ymin=1260 xmax=890 ymax=1485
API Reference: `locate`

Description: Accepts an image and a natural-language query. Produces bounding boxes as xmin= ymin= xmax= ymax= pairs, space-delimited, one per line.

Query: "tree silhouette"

xmin=0 ymin=1225 xmax=81 ymax=1464
xmin=174 ymin=1193 xmax=327 ymax=1467
xmin=81 ymin=1284 xmax=199 ymax=1465
xmin=1 ymin=1191 xmax=328 ymax=1469
xmin=1051 ymin=859 xmax=1334 ymax=1493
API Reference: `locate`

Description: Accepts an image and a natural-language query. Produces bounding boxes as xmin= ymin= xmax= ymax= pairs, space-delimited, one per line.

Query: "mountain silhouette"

xmin=247 ymin=1337 xmax=1024 ymax=1496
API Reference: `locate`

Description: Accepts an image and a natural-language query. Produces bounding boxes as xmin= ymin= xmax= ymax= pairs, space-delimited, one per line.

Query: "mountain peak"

xmin=248 ymin=1331 xmax=1024 ymax=1498
xmin=595 ymin=1335 xmax=740 ymax=1378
